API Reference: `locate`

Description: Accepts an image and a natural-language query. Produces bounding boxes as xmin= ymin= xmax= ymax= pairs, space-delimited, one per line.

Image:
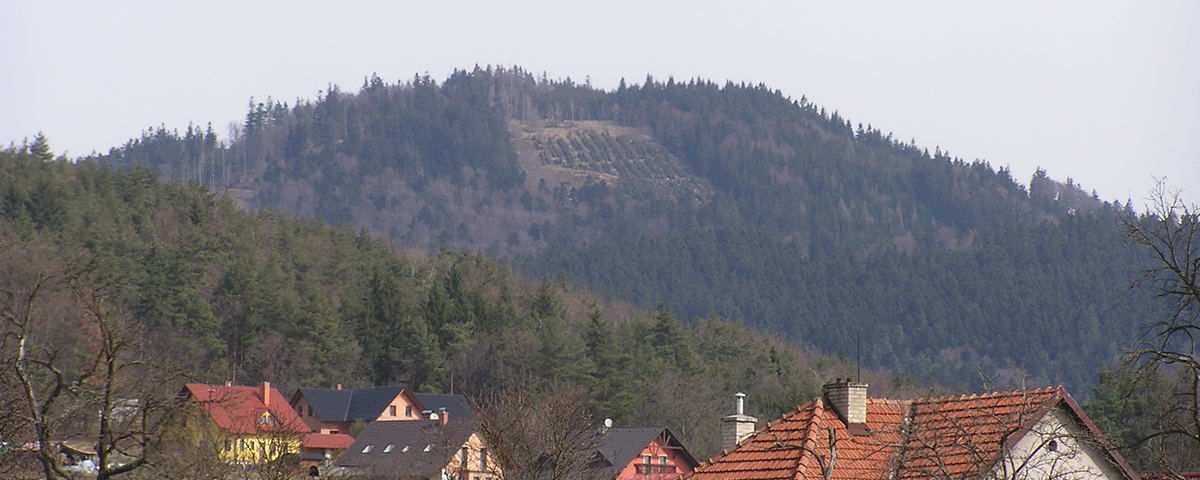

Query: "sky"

xmin=3 ymin=0 xmax=1198 ymax=206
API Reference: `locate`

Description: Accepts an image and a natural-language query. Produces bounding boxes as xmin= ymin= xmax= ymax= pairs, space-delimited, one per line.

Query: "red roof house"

xmin=183 ymin=382 xmax=308 ymax=435
xmin=181 ymin=382 xmax=311 ymax=464
xmin=594 ymin=427 xmax=699 ymax=479
xmin=687 ymin=380 xmax=1139 ymax=480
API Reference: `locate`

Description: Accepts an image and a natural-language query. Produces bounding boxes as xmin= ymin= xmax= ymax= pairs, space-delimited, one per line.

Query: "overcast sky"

xmin=3 ymin=1 xmax=1197 ymax=206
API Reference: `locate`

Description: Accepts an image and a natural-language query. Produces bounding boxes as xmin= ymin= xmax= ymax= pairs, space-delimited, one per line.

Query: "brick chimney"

xmin=823 ymin=378 xmax=868 ymax=428
xmin=438 ymin=407 xmax=449 ymax=426
xmin=261 ymin=381 xmax=271 ymax=408
xmin=720 ymin=392 xmax=758 ymax=449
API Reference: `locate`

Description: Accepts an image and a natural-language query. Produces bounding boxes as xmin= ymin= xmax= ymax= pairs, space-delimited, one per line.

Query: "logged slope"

xmin=90 ymin=67 xmax=1162 ymax=392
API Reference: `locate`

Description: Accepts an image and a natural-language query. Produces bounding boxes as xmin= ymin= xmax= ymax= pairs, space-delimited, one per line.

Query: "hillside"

xmin=89 ymin=66 xmax=1163 ymax=392
xmin=2 ymin=144 xmax=924 ymax=457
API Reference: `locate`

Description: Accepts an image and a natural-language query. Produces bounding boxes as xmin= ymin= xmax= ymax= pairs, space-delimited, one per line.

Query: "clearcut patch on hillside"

xmin=512 ymin=119 xmax=713 ymax=203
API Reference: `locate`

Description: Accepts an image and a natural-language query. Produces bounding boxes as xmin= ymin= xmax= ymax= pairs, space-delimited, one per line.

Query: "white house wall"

xmin=990 ymin=407 xmax=1125 ymax=480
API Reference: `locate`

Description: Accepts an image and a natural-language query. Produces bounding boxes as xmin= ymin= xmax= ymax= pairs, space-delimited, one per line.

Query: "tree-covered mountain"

xmin=88 ymin=66 xmax=1162 ymax=393
xmin=3 ymin=144 xmax=907 ymax=458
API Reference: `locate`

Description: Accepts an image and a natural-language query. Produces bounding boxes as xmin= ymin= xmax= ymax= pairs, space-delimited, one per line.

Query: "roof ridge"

xmin=914 ymin=386 xmax=1061 ymax=404
xmin=790 ymin=398 xmax=826 ymax=480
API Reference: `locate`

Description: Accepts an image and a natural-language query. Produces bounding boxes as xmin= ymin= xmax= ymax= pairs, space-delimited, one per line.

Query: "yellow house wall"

xmin=217 ymin=433 xmax=302 ymax=464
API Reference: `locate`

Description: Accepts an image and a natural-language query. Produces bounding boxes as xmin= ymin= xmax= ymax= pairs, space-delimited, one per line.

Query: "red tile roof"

xmin=183 ymin=383 xmax=308 ymax=435
xmin=302 ymin=432 xmax=355 ymax=450
xmin=686 ymin=387 xmax=1137 ymax=480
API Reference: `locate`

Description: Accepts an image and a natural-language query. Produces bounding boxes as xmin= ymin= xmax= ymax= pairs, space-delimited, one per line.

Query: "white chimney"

xmin=720 ymin=392 xmax=757 ymax=449
xmin=823 ymin=378 xmax=868 ymax=427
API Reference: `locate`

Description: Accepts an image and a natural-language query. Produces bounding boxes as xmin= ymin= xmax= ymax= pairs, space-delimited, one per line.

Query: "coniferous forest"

xmin=84 ymin=67 xmax=1163 ymax=395
xmin=2 ymin=144 xmax=888 ymax=457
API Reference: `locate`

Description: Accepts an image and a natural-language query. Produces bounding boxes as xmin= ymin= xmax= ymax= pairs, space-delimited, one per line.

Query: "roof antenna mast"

xmin=855 ymin=331 xmax=861 ymax=381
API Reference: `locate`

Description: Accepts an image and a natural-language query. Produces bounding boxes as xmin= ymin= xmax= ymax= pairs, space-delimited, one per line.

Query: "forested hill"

xmin=1 ymin=145 xmax=899 ymax=457
xmin=89 ymin=66 xmax=1162 ymax=393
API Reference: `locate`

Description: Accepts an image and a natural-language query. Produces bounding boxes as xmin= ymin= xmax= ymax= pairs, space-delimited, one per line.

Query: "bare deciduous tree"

xmin=1 ymin=242 xmax=188 ymax=480
xmin=474 ymin=384 xmax=608 ymax=480
xmin=1122 ymin=181 xmax=1200 ymax=473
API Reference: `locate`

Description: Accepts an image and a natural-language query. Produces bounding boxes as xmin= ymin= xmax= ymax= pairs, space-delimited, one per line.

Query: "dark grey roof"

xmin=596 ymin=427 xmax=699 ymax=474
xmin=298 ymin=386 xmax=407 ymax=423
xmin=295 ymin=387 xmax=476 ymax=426
xmin=412 ymin=393 xmax=474 ymax=422
xmin=335 ymin=419 xmax=477 ymax=479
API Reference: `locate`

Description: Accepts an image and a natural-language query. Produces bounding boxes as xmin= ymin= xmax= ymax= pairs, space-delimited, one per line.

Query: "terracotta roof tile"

xmin=686 ymin=386 xmax=1135 ymax=480
xmin=303 ymin=432 xmax=355 ymax=450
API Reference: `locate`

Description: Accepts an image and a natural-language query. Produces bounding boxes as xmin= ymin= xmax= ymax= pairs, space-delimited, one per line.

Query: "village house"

xmin=180 ymin=382 xmax=310 ymax=465
xmin=334 ymin=407 xmax=500 ymax=480
xmin=686 ymin=380 xmax=1139 ymax=480
xmin=180 ymin=381 xmax=354 ymax=470
xmin=290 ymin=385 xmax=473 ymax=435
xmin=594 ymin=426 xmax=699 ymax=480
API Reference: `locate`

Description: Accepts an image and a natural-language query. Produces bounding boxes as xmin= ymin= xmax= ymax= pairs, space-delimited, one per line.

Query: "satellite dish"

xmin=429 ymin=412 xmax=440 ymax=421
xmin=603 ymin=418 xmax=613 ymax=429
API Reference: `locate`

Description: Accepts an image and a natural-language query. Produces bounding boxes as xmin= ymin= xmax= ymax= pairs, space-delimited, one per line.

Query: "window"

xmin=659 ymin=455 xmax=668 ymax=464
xmin=405 ymin=406 xmax=413 ymax=417
xmin=424 ymin=444 xmax=433 ymax=452
xmin=383 ymin=444 xmax=395 ymax=453
xmin=401 ymin=445 xmax=410 ymax=453
xmin=461 ymin=447 xmax=469 ymax=477
xmin=307 ymin=406 xmax=313 ymax=417
xmin=224 ymin=439 xmax=232 ymax=451
xmin=362 ymin=445 xmax=373 ymax=454
xmin=479 ymin=448 xmax=488 ymax=470
xmin=643 ymin=455 xmax=651 ymax=464
xmin=389 ymin=405 xmax=397 ymax=417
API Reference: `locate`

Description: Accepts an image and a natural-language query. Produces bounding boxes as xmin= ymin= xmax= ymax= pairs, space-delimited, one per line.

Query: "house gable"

xmin=599 ymin=427 xmax=699 ymax=480
xmin=994 ymin=406 xmax=1127 ymax=480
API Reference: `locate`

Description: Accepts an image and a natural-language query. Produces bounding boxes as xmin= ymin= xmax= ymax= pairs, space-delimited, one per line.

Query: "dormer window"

xmin=258 ymin=412 xmax=276 ymax=426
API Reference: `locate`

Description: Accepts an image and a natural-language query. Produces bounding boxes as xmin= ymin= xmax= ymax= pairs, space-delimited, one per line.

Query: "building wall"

xmin=615 ymin=436 xmax=696 ymax=480
xmin=217 ymin=433 xmax=302 ymax=464
xmin=442 ymin=432 xmax=503 ymax=480
xmin=375 ymin=391 xmax=421 ymax=422
xmin=991 ymin=407 xmax=1126 ymax=480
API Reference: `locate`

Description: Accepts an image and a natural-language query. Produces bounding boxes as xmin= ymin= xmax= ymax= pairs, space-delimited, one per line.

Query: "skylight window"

xmin=383 ymin=444 xmax=394 ymax=453
xmin=401 ymin=445 xmax=410 ymax=453
xmin=362 ymin=445 xmax=373 ymax=454
xmin=423 ymin=444 xmax=433 ymax=452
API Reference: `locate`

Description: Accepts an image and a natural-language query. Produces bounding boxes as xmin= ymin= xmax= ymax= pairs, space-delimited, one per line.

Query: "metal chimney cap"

xmin=734 ymin=392 xmax=746 ymax=398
